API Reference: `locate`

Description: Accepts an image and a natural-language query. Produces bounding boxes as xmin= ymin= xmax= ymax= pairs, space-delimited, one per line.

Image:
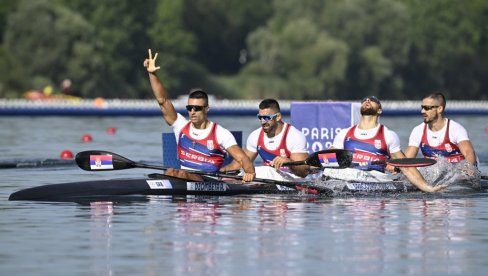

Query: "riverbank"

xmin=1 ymin=98 xmax=487 ymax=116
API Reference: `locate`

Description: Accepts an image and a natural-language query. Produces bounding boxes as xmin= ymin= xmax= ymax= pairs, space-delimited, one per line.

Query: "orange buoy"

xmin=94 ymin=97 xmax=107 ymax=108
xmin=106 ymin=127 xmax=117 ymax=135
xmin=485 ymin=126 xmax=488 ymax=133
xmin=60 ymin=150 xmax=74 ymax=159
xmin=81 ymin=134 xmax=93 ymax=142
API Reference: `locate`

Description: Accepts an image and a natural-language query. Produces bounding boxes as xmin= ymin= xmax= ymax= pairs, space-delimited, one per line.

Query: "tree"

xmin=182 ymin=0 xmax=272 ymax=74
xmin=3 ymin=0 xmax=100 ymax=96
xmin=61 ymin=0 xmax=156 ymax=98
xmin=318 ymin=0 xmax=410 ymax=99
xmin=240 ymin=0 xmax=409 ymax=100
xmin=405 ymin=0 xmax=488 ymax=99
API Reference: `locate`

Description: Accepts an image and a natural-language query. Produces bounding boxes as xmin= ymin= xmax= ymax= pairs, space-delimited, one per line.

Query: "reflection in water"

xmin=403 ymin=199 xmax=473 ymax=274
xmin=89 ymin=201 xmax=114 ymax=276
xmin=80 ymin=195 xmax=487 ymax=275
xmin=319 ymin=198 xmax=476 ymax=274
xmin=2 ymin=116 xmax=488 ymax=275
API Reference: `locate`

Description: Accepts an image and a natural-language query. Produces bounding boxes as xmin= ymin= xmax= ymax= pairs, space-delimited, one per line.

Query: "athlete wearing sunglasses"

xmin=405 ymin=92 xmax=478 ymax=169
xmin=144 ymin=49 xmax=255 ymax=181
xmin=221 ymin=99 xmax=309 ymax=179
xmin=326 ymin=96 xmax=446 ymax=192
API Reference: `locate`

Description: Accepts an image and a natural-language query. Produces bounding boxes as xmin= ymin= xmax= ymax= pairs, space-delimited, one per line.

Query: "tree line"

xmin=0 ymin=0 xmax=486 ymax=100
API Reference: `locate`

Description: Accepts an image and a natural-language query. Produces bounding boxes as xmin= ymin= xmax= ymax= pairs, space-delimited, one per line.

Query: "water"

xmin=1 ymin=115 xmax=488 ymax=275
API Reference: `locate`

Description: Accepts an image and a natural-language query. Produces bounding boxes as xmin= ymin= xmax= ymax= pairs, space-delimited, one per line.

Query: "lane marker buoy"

xmin=81 ymin=134 xmax=93 ymax=142
xmin=107 ymin=127 xmax=117 ymax=135
xmin=60 ymin=150 xmax=74 ymax=159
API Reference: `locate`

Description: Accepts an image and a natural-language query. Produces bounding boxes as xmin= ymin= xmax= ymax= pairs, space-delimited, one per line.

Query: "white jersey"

xmin=246 ymin=123 xmax=308 ymax=153
xmin=171 ymin=113 xmax=237 ymax=150
xmin=332 ymin=124 xmax=402 ymax=154
xmin=408 ymin=118 xmax=470 ymax=148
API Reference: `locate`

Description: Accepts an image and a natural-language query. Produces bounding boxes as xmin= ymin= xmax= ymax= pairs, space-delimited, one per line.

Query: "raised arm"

xmin=143 ymin=49 xmax=177 ymax=125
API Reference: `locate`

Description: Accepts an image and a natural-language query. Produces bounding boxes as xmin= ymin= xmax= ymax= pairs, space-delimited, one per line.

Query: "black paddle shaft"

xmin=374 ymin=158 xmax=437 ymax=167
xmin=282 ymin=149 xmax=353 ymax=168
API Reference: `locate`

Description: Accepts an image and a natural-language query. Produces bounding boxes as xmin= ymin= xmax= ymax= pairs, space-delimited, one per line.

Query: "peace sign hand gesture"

xmin=143 ymin=49 xmax=161 ymax=73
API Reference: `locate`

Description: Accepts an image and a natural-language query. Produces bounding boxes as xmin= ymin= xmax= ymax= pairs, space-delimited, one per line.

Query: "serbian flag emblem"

xmin=318 ymin=153 xmax=339 ymax=167
xmin=90 ymin=154 xmax=114 ymax=170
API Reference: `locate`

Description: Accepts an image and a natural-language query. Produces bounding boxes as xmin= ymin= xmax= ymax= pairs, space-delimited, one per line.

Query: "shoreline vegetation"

xmin=1 ymin=1 xmax=487 ymax=101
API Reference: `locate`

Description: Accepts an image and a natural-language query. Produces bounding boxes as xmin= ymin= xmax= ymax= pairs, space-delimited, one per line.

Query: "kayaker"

xmin=327 ymin=96 xmax=446 ymax=192
xmin=144 ymin=49 xmax=255 ymax=182
xmin=220 ymin=99 xmax=309 ymax=180
xmin=405 ymin=92 xmax=479 ymax=182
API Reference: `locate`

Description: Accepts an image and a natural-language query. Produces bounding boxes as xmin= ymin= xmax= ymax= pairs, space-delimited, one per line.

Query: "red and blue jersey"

xmin=257 ymin=124 xmax=291 ymax=165
xmin=420 ymin=119 xmax=465 ymax=163
xmin=177 ymin=122 xmax=226 ymax=172
xmin=343 ymin=125 xmax=390 ymax=172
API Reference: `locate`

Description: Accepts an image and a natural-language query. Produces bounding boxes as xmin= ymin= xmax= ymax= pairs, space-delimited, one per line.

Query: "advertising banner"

xmin=291 ymin=102 xmax=360 ymax=152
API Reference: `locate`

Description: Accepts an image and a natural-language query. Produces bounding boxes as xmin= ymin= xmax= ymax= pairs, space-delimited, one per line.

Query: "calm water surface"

xmin=1 ymin=115 xmax=488 ymax=275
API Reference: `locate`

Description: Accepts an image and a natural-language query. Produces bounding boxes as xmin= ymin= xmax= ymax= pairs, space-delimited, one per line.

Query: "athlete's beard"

xmin=423 ymin=113 xmax=438 ymax=124
xmin=262 ymin=122 xmax=275 ymax=134
xmin=360 ymin=106 xmax=378 ymax=116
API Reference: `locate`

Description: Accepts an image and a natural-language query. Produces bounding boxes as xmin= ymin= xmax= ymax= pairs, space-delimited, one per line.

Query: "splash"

xmin=417 ymin=157 xmax=481 ymax=188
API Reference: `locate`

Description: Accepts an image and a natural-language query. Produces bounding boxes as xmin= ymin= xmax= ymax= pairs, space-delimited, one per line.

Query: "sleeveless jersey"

xmin=343 ymin=125 xmax=390 ymax=172
xmin=177 ymin=121 xmax=226 ymax=171
xmin=257 ymin=124 xmax=291 ymax=165
xmin=420 ymin=119 xmax=465 ymax=163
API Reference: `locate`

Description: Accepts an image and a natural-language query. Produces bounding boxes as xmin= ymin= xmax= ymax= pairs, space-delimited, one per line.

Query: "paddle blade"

xmin=75 ymin=150 xmax=137 ymax=171
xmin=306 ymin=149 xmax=353 ymax=168
xmin=386 ymin=158 xmax=436 ymax=167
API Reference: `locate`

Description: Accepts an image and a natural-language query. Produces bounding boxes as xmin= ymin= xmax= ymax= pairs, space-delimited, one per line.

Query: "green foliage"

xmin=239 ymin=0 xmax=412 ymax=100
xmin=3 ymin=0 xmax=98 ymax=95
xmin=405 ymin=0 xmax=488 ymax=99
xmin=0 ymin=0 xmax=18 ymax=43
xmin=182 ymin=0 xmax=272 ymax=74
xmin=215 ymin=74 xmax=289 ymax=100
xmin=65 ymin=0 xmax=154 ymax=97
xmin=146 ymin=0 xmax=202 ymax=95
xmin=0 ymin=0 xmax=486 ymax=100
xmin=0 ymin=46 xmax=23 ymax=97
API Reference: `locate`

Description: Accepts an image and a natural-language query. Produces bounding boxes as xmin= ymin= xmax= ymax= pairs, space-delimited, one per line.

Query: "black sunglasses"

xmin=186 ymin=105 xmax=207 ymax=112
xmin=257 ymin=113 xmax=279 ymax=122
xmin=361 ymin=96 xmax=381 ymax=105
xmin=421 ymin=105 xmax=439 ymax=111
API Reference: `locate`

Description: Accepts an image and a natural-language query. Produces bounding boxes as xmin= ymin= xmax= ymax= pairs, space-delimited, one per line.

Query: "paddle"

xmin=281 ymin=150 xmax=434 ymax=169
xmin=75 ymin=150 xmax=241 ymax=174
xmin=75 ymin=150 xmax=333 ymax=193
xmin=369 ymin=158 xmax=437 ymax=168
xmin=282 ymin=149 xmax=353 ymax=168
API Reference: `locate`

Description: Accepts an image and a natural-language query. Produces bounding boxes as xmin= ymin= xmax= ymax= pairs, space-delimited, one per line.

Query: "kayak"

xmin=9 ymin=173 xmax=487 ymax=202
xmin=8 ymin=174 xmax=299 ymax=202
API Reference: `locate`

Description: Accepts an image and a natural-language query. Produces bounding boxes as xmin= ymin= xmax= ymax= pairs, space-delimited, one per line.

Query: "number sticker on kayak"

xmin=146 ymin=179 xmax=173 ymax=189
xmin=90 ymin=154 xmax=114 ymax=170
